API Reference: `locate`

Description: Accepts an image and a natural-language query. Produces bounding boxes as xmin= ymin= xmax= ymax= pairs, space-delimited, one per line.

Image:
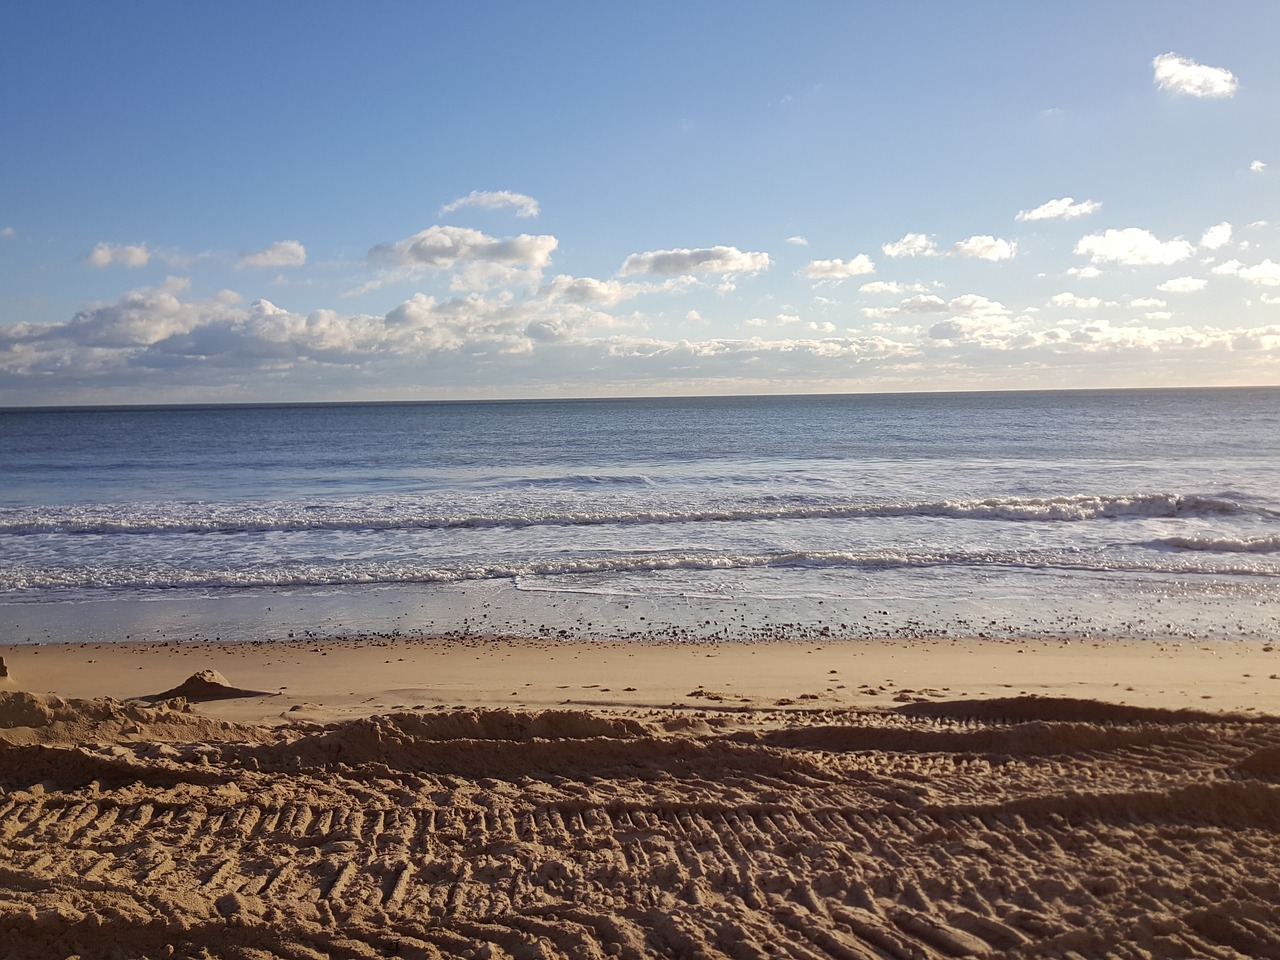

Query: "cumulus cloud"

xmin=1251 ymin=160 xmax=1267 ymax=173
xmin=1051 ymin=293 xmax=1102 ymax=310
xmin=537 ymin=275 xmax=633 ymax=307
xmin=1157 ymin=276 xmax=1208 ymax=293
xmin=864 ymin=293 xmax=1009 ymax=320
xmin=882 ymin=233 xmax=937 ymax=258
xmin=785 ymin=235 xmax=809 ymax=246
xmin=1152 ymin=53 xmax=1238 ymax=98
xmin=800 ymin=254 xmax=875 ymax=280
xmin=1015 ymin=197 xmax=1102 ymax=222
xmin=87 ymin=242 xmax=151 ymax=268
xmin=1213 ymin=258 xmax=1280 ymax=286
xmin=1130 ymin=297 xmax=1167 ymax=308
xmin=366 ymin=225 xmax=559 ymax=291
xmin=236 ymin=240 xmax=307 ymax=269
xmin=1074 ymin=228 xmax=1194 ymax=266
xmin=926 ymin=315 xmax=1024 ymax=344
xmin=1199 ymin=222 xmax=1233 ymax=250
xmin=373 ymin=225 xmax=557 ymax=271
xmin=439 ymin=190 xmax=540 ymax=219
xmin=618 ymin=245 xmax=771 ymax=276
xmin=859 ymin=280 xmax=926 ymax=295
xmin=951 ymin=235 xmax=1017 ymax=261
xmin=1067 ymin=265 xmax=1102 ymax=279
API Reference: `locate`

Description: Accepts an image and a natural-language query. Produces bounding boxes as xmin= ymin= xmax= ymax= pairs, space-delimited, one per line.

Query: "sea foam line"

xmin=0 ymin=492 xmax=1261 ymax=536
xmin=4 ymin=545 xmax=1277 ymax=595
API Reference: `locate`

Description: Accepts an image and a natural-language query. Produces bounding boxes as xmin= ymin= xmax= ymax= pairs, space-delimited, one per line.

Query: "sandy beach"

xmin=3 ymin=633 xmax=1280 ymax=959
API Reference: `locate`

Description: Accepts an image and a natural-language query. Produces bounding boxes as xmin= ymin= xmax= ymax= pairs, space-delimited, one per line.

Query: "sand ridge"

xmin=2 ymin=686 xmax=1280 ymax=959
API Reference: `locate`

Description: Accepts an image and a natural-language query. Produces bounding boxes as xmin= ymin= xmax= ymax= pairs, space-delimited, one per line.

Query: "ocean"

xmin=2 ymin=388 xmax=1278 ymax=644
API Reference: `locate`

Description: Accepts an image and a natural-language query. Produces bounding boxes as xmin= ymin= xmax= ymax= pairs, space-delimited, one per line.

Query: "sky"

xmin=1 ymin=2 xmax=1278 ymax=405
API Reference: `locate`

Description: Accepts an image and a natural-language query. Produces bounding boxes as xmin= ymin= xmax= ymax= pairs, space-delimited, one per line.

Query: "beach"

xmin=4 ymin=632 xmax=1280 ymax=959
xmin=3 ymin=391 xmax=1279 ymax=957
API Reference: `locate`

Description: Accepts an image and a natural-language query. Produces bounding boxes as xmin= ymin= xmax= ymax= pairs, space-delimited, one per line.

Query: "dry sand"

xmin=2 ymin=634 xmax=1280 ymax=959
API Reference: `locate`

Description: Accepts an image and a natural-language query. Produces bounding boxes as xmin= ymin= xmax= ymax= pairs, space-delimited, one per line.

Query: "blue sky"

xmin=2 ymin=2 xmax=1277 ymax=403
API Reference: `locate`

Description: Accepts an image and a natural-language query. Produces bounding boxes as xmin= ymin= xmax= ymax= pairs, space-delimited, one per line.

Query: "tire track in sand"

xmin=3 ymin=699 xmax=1280 ymax=959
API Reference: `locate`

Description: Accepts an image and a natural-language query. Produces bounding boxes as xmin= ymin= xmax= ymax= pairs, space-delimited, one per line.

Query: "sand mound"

xmin=0 ymin=690 xmax=264 ymax=746
xmin=243 ymin=709 xmax=781 ymax=779
xmin=333 ymin=707 xmax=659 ymax=742
xmin=146 ymin=668 xmax=273 ymax=702
xmin=1235 ymin=744 xmax=1280 ymax=778
xmin=4 ymin=699 xmax=1280 ymax=959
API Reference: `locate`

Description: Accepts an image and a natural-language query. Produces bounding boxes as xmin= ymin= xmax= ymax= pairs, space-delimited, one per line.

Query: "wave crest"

xmin=0 ymin=492 xmax=1257 ymax=537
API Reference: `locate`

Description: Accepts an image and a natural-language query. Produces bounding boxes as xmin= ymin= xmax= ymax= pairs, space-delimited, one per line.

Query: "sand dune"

xmin=3 ymin=687 xmax=1280 ymax=960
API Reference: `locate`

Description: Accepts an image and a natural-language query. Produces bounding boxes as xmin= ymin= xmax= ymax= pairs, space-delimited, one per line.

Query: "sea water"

xmin=1 ymin=388 xmax=1278 ymax=643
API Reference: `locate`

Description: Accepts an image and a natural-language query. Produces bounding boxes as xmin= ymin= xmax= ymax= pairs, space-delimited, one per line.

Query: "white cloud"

xmin=87 ymin=242 xmax=151 ymax=268
xmin=619 ymin=245 xmax=771 ymax=276
xmin=1051 ymin=293 xmax=1102 ymax=309
xmin=1152 ymin=52 xmax=1238 ymax=98
xmin=374 ymin=225 xmax=557 ymax=270
xmin=1015 ymin=197 xmax=1102 ymax=222
xmin=926 ymin=315 xmax=1023 ymax=343
xmin=1213 ymin=258 xmax=1280 ymax=286
xmin=866 ymin=293 xmax=1009 ymax=320
xmin=1074 ymin=228 xmax=1194 ymax=266
xmin=1199 ymin=222 xmax=1233 ymax=250
xmin=859 ymin=280 xmax=926 ymax=295
xmin=800 ymin=254 xmax=875 ymax=280
xmin=12 ymin=277 xmax=1280 ymax=401
xmin=1251 ymin=160 xmax=1267 ymax=173
xmin=882 ymin=233 xmax=937 ymax=258
xmin=1157 ymin=276 xmax=1208 ymax=293
xmin=1129 ymin=297 xmax=1167 ymax=308
xmin=439 ymin=190 xmax=540 ymax=219
xmin=537 ymin=274 xmax=635 ymax=306
xmin=896 ymin=295 xmax=948 ymax=313
xmin=236 ymin=240 xmax=307 ymax=269
xmin=785 ymin=235 xmax=809 ymax=246
xmin=951 ymin=235 xmax=1017 ymax=261
xmin=1067 ymin=265 xmax=1102 ymax=279
xmin=947 ymin=294 xmax=1010 ymax=318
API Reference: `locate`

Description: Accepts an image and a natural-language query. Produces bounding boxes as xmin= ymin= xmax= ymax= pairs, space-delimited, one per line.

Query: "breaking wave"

xmin=1153 ymin=534 xmax=1280 ymax=554
xmin=4 ymin=544 xmax=1278 ymax=595
xmin=0 ymin=492 xmax=1260 ymax=537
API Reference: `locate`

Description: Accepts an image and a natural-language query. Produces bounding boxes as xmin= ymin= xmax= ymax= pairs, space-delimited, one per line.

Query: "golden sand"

xmin=2 ymin=634 xmax=1279 ymax=959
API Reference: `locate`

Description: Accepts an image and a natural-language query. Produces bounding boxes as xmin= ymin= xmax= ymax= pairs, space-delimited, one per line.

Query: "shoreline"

xmin=4 ymin=631 xmax=1279 ymax=724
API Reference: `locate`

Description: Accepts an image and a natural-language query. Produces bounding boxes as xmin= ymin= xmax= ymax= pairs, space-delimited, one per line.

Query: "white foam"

xmin=0 ymin=491 xmax=1254 ymax=536
xmin=1156 ymin=534 xmax=1280 ymax=554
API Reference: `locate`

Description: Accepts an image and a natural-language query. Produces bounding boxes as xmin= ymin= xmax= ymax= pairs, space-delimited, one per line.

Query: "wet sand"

xmin=2 ymin=633 xmax=1280 ymax=958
